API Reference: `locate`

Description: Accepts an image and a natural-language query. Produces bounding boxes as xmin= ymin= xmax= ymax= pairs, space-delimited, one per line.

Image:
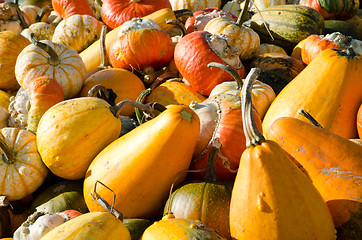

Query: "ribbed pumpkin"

xmin=174 ymin=31 xmax=245 ymax=96
xmin=257 ymin=43 xmax=287 ymax=56
xmin=108 ymin=18 xmax=174 ymax=72
xmin=204 ymin=0 xmax=260 ymax=60
xmin=0 ymin=127 xmax=48 ymax=201
xmin=101 ymin=0 xmax=172 ymax=30
xmin=141 ymin=214 xmax=227 ymax=240
xmin=36 ymin=97 xmax=122 ymax=180
xmin=300 ymin=0 xmax=360 ymax=20
xmin=83 ymin=104 xmax=200 ymax=219
xmin=169 ymin=0 xmax=221 ymax=11
xmin=15 ymin=34 xmax=86 ymax=99
xmin=229 ymin=68 xmax=336 ymax=240
xmin=164 ymin=144 xmax=233 ymax=239
xmin=265 ymin=114 xmax=362 ymax=239
xmin=80 ymin=8 xmax=176 ymax=75
xmin=52 ymin=14 xmax=104 ymax=53
xmin=245 ymin=4 xmax=325 ymax=53
xmin=262 ymin=48 xmax=362 ymax=139
xmin=40 ymin=211 xmax=131 ymax=240
xmin=222 ymin=0 xmax=243 ymax=17
xmin=0 ymin=31 xmax=30 ymax=90
xmin=209 ymin=63 xmax=275 ymax=120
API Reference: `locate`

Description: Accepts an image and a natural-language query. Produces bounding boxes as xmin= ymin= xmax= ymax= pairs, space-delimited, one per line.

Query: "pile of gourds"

xmin=0 ymin=0 xmax=361 ymax=239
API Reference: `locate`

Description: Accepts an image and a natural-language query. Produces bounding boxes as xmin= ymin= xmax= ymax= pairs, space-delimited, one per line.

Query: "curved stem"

xmin=236 ymin=0 xmax=250 ymax=26
xmin=111 ymin=100 xmax=166 ymax=118
xmin=87 ymin=84 xmax=109 ymax=98
xmin=0 ymin=137 xmax=16 ymax=165
xmin=207 ymin=62 xmax=243 ymax=90
xmin=204 ymin=138 xmax=222 ymax=182
xmin=165 ymin=19 xmax=187 ymax=37
xmin=36 ymin=4 xmax=53 ymax=22
xmin=297 ymin=109 xmax=324 ymax=129
xmin=8 ymin=1 xmax=28 ymax=29
xmin=30 ymin=33 xmax=60 ymax=66
xmin=149 ymin=71 xmax=180 ymax=90
xmin=99 ymin=25 xmax=110 ymax=69
xmin=135 ymin=88 xmax=152 ymax=125
xmin=241 ymin=68 xmax=264 ymax=147
xmin=173 ymin=9 xmax=193 ymax=23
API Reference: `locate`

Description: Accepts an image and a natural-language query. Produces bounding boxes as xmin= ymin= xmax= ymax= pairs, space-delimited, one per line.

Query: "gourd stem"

xmin=236 ymin=0 xmax=250 ymax=26
xmin=30 ymin=33 xmax=60 ymax=66
xmin=241 ymin=68 xmax=264 ymax=147
xmin=36 ymin=4 xmax=53 ymax=22
xmin=173 ymin=9 xmax=193 ymax=22
xmin=8 ymin=1 xmax=29 ymax=29
xmin=99 ymin=25 xmax=110 ymax=69
xmin=204 ymin=139 xmax=222 ymax=182
xmin=165 ymin=19 xmax=187 ymax=37
xmin=135 ymin=88 xmax=152 ymax=125
xmin=0 ymin=137 xmax=16 ymax=165
xmin=95 ymin=0 xmax=103 ymax=7
xmin=297 ymin=109 xmax=324 ymax=129
xmin=87 ymin=84 xmax=117 ymax=106
xmin=149 ymin=71 xmax=180 ymax=90
xmin=207 ymin=62 xmax=243 ymax=90
xmin=111 ymin=100 xmax=166 ymax=118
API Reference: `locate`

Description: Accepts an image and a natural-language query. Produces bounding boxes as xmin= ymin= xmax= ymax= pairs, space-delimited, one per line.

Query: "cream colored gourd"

xmin=229 ymin=68 xmax=336 ymax=240
xmin=0 ymin=127 xmax=48 ymax=201
xmin=204 ymin=0 xmax=260 ymax=60
xmin=21 ymin=22 xmax=55 ymax=41
xmin=36 ymin=97 xmax=122 ymax=180
xmin=15 ymin=34 xmax=86 ymax=99
xmin=52 ymin=14 xmax=104 ymax=53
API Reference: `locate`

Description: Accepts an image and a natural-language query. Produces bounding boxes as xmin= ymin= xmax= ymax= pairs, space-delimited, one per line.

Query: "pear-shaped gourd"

xmin=262 ymin=48 xmax=362 ymax=139
xmin=229 ymin=68 xmax=336 ymax=240
xmin=83 ymin=104 xmax=200 ymax=219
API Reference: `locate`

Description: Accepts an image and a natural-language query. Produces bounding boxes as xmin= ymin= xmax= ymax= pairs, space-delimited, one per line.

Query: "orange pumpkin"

xmin=108 ymin=18 xmax=174 ymax=72
xmin=101 ymin=0 xmax=172 ymax=29
xmin=301 ymin=34 xmax=341 ymax=64
xmin=52 ymin=0 xmax=95 ymax=19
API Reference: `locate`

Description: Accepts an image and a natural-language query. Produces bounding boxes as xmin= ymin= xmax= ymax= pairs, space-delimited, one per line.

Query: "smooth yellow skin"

xmin=36 ymin=97 xmax=121 ymax=180
xmin=40 ymin=212 xmax=131 ymax=240
xmin=262 ymin=48 xmax=362 ymax=139
xmin=84 ymin=105 xmax=200 ymax=219
xmin=230 ymin=140 xmax=336 ymax=240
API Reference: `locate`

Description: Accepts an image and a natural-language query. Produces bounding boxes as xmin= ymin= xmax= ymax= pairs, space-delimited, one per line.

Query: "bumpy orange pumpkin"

xmin=108 ymin=18 xmax=174 ymax=72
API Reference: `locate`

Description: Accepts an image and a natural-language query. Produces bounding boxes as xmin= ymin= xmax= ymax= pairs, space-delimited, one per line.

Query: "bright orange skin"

xmin=52 ymin=0 xmax=94 ymax=19
xmin=101 ymin=0 xmax=172 ymax=29
xmin=357 ymin=104 xmax=362 ymax=138
xmin=108 ymin=28 xmax=174 ymax=71
xmin=266 ymin=116 xmax=362 ymax=228
xmin=301 ymin=34 xmax=341 ymax=64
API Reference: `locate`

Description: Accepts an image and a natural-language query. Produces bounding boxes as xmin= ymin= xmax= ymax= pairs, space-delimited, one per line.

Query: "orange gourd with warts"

xmin=229 ymin=68 xmax=336 ymax=240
